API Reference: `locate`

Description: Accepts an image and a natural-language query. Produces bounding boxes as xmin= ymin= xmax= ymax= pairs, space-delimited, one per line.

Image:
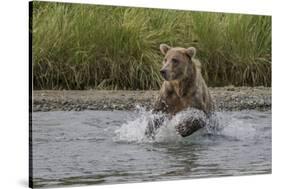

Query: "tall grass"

xmin=31 ymin=1 xmax=271 ymax=90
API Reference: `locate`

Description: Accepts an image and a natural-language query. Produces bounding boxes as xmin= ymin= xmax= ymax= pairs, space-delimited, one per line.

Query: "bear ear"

xmin=160 ymin=44 xmax=171 ymax=55
xmin=185 ymin=47 xmax=196 ymax=59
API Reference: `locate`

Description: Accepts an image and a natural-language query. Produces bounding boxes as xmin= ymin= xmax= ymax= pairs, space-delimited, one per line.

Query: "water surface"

xmin=31 ymin=109 xmax=271 ymax=188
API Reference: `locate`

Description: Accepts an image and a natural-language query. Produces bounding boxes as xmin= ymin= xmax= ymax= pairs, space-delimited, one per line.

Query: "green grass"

xmin=31 ymin=1 xmax=271 ymax=90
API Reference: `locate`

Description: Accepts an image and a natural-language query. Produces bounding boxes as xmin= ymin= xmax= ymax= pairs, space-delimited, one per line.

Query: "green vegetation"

xmin=31 ymin=1 xmax=271 ymax=90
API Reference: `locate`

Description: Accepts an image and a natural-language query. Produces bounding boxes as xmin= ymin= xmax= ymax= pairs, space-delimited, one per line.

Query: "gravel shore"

xmin=32 ymin=87 xmax=271 ymax=112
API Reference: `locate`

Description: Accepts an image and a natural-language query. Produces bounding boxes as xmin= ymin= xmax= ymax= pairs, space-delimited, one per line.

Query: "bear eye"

xmin=172 ymin=58 xmax=179 ymax=64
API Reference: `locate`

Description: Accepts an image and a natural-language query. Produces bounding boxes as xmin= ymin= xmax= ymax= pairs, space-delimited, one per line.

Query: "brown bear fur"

xmin=154 ymin=44 xmax=213 ymax=115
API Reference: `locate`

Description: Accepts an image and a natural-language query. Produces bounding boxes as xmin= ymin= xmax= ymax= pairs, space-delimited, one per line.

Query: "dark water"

xmin=31 ymin=109 xmax=271 ymax=188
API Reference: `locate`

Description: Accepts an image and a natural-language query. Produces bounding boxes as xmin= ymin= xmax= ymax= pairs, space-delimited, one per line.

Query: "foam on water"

xmin=114 ymin=107 xmax=260 ymax=143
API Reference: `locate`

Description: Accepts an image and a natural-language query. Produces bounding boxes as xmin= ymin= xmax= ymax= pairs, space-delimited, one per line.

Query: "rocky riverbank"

xmin=32 ymin=87 xmax=271 ymax=112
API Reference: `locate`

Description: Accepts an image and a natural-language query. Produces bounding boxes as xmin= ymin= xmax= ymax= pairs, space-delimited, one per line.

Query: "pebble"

xmin=32 ymin=88 xmax=271 ymax=112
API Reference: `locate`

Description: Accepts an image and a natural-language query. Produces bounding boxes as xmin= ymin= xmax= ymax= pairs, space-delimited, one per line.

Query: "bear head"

xmin=159 ymin=44 xmax=196 ymax=81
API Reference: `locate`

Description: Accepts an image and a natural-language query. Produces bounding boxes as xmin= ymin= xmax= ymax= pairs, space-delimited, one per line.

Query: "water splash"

xmin=114 ymin=106 xmax=220 ymax=143
xmin=114 ymin=106 xmax=166 ymax=143
xmin=215 ymin=111 xmax=257 ymax=140
xmin=114 ymin=106 xmax=260 ymax=143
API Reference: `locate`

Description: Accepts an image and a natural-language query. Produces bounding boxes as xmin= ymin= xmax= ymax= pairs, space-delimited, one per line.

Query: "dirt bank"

xmin=32 ymin=87 xmax=271 ymax=112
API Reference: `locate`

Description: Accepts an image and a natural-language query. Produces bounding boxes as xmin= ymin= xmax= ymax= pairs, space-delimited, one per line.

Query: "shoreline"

xmin=32 ymin=87 xmax=271 ymax=112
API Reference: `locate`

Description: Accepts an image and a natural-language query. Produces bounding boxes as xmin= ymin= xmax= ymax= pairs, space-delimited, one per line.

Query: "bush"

xmin=31 ymin=2 xmax=271 ymax=89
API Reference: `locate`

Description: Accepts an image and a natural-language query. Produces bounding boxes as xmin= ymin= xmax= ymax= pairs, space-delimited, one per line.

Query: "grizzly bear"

xmin=145 ymin=44 xmax=213 ymax=138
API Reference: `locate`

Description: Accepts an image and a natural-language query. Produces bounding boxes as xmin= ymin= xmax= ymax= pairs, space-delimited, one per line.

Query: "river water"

xmin=31 ymin=109 xmax=271 ymax=188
